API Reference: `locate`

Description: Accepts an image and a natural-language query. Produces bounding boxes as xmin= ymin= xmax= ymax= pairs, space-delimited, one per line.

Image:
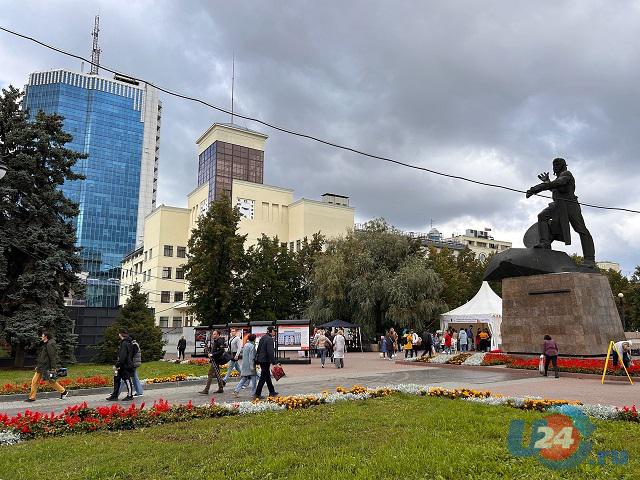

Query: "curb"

xmin=0 ymin=377 xmax=238 ymax=403
xmin=396 ymin=360 xmax=635 ymax=382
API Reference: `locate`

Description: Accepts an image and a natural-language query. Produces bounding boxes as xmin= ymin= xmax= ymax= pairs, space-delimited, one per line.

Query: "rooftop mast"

xmin=89 ymin=15 xmax=101 ymax=75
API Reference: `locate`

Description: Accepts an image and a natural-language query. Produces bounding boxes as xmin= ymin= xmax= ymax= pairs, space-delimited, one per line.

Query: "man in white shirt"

xmin=222 ymin=329 xmax=243 ymax=385
xmin=613 ymin=340 xmax=633 ymax=369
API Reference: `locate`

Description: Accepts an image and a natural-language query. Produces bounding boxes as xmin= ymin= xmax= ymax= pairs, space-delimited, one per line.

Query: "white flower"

xmin=428 ymin=354 xmax=454 ymax=364
xmin=462 ymin=353 xmax=486 ymax=366
xmin=0 ymin=430 xmax=22 ymax=446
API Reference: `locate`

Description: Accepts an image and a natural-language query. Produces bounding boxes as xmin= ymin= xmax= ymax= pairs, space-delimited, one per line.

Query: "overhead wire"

xmin=1 ymin=24 xmax=638 ymax=215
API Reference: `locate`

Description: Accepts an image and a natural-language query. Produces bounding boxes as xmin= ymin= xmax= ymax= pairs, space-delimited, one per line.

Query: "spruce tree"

xmin=0 ymin=86 xmax=84 ymax=366
xmin=95 ymin=284 xmax=165 ymax=363
xmin=184 ymin=196 xmax=246 ymax=325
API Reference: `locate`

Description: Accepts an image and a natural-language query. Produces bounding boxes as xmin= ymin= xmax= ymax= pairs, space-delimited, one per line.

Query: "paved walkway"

xmin=1 ymin=353 xmax=637 ymax=416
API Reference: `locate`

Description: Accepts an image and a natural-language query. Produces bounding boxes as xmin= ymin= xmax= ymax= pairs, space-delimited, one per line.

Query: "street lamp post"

xmin=618 ymin=292 xmax=626 ymax=331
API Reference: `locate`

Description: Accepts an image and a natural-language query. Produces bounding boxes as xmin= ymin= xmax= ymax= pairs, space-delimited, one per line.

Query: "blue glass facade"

xmin=25 ymin=71 xmax=152 ymax=307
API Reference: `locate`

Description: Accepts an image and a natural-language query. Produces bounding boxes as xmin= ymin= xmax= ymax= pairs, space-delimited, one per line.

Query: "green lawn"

xmin=0 ymin=361 xmax=209 ymax=385
xmin=1 ymin=395 xmax=637 ymax=479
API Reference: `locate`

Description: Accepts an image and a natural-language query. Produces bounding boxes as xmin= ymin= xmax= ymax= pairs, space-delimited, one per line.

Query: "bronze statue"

xmin=525 ymin=158 xmax=595 ymax=268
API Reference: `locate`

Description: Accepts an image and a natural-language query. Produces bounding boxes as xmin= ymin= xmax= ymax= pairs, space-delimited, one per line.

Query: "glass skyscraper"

xmin=24 ymin=70 xmax=161 ymax=307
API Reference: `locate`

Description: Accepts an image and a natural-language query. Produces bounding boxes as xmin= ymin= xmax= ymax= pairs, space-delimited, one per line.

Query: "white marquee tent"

xmin=440 ymin=281 xmax=503 ymax=350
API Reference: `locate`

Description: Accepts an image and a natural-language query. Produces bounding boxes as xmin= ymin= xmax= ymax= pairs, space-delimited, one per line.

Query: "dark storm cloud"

xmin=1 ymin=0 xmax=639 ymax=273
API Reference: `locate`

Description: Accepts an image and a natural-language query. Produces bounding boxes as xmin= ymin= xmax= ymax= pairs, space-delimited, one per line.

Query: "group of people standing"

xmin=311 ymin=328 xmax=347 ymax=368
xmin=199 ymin=327 xmax=281 ymax=399
xmin=379 ymin=325 xmax=493 ymax=360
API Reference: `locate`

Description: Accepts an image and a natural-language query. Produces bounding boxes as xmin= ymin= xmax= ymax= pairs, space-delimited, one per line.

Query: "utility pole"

xmin=89 ymin=15 xmax=101 ymax=75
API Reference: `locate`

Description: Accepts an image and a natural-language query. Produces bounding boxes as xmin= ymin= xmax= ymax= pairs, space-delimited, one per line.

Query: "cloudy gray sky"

xmin=1 ymin=0 xmax=639 ymax=274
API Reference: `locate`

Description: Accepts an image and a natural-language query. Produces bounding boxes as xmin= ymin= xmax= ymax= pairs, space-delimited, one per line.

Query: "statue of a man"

xmin=526 ymin=157 xmax=596 ymax=268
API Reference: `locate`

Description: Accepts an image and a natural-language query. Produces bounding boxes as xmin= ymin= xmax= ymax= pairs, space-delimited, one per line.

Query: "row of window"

xmin=163 ymin=245 xmax=186 ymax=258
xmin=159 ymin=317 xmax=183 ymax=328
xmin=160 ymin=291 xmax=184 ymax=303
xmin=162 ymin=267 xmax=185 ymax=280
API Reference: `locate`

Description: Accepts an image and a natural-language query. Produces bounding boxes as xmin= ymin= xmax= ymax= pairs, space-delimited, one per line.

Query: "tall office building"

xmin=24 ymin=70 xmax=161 ymax=306
xmin=196 ymin=123 xmax=267 ymax=202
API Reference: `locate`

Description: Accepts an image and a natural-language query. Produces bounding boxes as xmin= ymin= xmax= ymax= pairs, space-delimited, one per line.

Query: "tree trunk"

xmin=13 ymin=342 xmax=25 ymax=368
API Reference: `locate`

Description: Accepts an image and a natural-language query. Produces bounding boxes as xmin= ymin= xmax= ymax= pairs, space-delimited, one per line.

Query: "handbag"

xmin=271 ymin=364 xmax=285 ymax=381
xmin=538 ymin=354 xmax=545 ymax=375
xmin=215 ymin=351 xmax=233 ymax=365
xmin=44 ymin=369 xmax=58 ymax=381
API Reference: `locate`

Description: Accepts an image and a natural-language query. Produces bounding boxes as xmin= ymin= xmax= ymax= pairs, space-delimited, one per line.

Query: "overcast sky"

xmin=1 ymin=1 xmax=639 ymax=275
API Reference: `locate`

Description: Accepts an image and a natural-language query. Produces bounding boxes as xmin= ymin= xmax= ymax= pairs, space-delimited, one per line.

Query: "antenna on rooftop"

xmin=230 ymin=52 xmax=235 ymax=124
xmin=89 ymin=15 xmax=101 ymax=75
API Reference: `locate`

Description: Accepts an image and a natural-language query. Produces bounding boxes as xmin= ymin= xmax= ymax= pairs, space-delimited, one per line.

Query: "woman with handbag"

xmin=26 ymin=331 xmax=68 ymax=402
xmin=316 ymin=329 xmax=331 ymax=368
xmin=333 ymin=329 xmax=347 ymax=368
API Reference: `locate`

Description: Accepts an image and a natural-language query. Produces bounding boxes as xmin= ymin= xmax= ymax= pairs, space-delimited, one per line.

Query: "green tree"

xmin=292 ymin=233 xmax=325 ymax=316
xmin=0 ymin=86 xmax=85 ymax=367
xmin=184 ymin=197 xmax=246 ymax=325
xmin=307 ymin=219 xmax=445 ymax=335
xmin=95 ymin=284 xmax=165 ymax=363
xmin=244 ymin=235 xmax=300 ymax=321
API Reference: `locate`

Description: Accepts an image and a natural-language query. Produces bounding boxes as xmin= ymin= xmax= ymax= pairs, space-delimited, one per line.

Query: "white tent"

xmin=440 ymin=281 xmax=503 ymax=350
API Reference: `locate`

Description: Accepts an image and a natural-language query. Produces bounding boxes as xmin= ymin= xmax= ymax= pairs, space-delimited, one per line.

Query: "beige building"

xmin=120 ymin=179 xmax=354 ymax=327
xmin=450 ymin=228 xmax=512 ymax=261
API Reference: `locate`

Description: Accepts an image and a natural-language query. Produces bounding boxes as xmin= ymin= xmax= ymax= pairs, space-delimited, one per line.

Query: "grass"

xmin=1 ymin=394 xmax=638 ymax=479
xmin=0 ymin=361 xmax=209 ymax=385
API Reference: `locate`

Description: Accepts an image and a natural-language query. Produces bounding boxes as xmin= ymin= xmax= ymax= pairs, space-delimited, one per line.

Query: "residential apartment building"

xmin=449 ymin=229 xmax=512 ymax=261
xmin=120 ymin=182 xmax=354 ymax=327
xmin=24 ymin=70 xmax=161 ymax=306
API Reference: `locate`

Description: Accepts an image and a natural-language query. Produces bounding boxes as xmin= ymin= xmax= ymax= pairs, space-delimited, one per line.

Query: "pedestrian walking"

xmin=390 ymin=328 xmax=399 ymax=358
xmin=421 ymin=330 xmax=434 ymax=357
xmin=333 ymin=329 xmax=347 ymax=368
xmin=120 ymin=337 xmax=144 ymax=397
xmin=380 ymin=335 xmax=387 ymax=358
xmin=254 ymin=326 xmax=279 ymax=399
xmin=459 ymin=328 xmax=468 ymax=352
xmin=223 ymin=329 xmax=243 ymax=384
xmin=403 ymin=331 xmax=413 ymax=358
xmin=234 ymin=334 xmax=258 ymax=397
xmin=542 ymin=334 xmax=559 ymax=378
xmin=25 ymin=331 xmax=68 ymax=402
xmin=467 ymin=327 xmax=474 ymax=351
xmin=106 ymin=329 xmax=135 ymax=401
xmin=411 ymin=330 xmax=420 ymax=358
xmin=199 ymin=329 xmax=228 ymax=395
xmin=316 ymin=330 xmax=331 ymax=367
xmin=443 ymin=330 xmax=452 ymax=354
xmin=177 ymin=335 xmax=187 ymax=360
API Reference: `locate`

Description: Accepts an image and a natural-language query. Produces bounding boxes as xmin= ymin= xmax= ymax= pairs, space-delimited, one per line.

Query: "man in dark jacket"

xmin=26 ymin=331 xmax=68 ymax=402
xmin=177 ymin=335 xmax=187 ymax=360
xmin=420 ymin=330 xmax=434 ymax=358
xmin=199 ymin=329 xmax=227 ymax=395
xmin=253 ymin=326 xmax=279 ymax=399
xmin=106 ymin=329 xmax=135 ymax=401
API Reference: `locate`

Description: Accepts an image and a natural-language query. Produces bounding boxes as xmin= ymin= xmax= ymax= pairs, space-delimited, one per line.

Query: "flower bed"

xmin=506 ymin=356 xmax=640 ymax=376
xmin=481 ymin=353 xmax=510 ymax=366
xmin=461 ymin=353 xmax=486 ymax=365
xmin=1 ymin=384 xmax=638 ymax=445
xmin=0 ymin=375 xmax=110 ymax=395
xmin=446 ymin=353 xmax=473 ymax=365
xmin=160 ymin=358 xmax=210 ymax=366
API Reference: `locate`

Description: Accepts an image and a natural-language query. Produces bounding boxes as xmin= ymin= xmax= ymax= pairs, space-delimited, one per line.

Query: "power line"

xmin=1 ymin=25 xmax=638 ymax=215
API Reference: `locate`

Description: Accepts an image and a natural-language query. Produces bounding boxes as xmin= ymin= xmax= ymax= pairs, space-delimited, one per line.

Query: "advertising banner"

xmin=277 ymin=325 xmax=310 ymax=351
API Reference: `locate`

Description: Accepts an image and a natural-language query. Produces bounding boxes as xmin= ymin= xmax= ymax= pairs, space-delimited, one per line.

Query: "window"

xmin=149 ymin=248 xmax=152 ymax=258
xmin=174 ymin=291 xmax=184 ymax=302
xmin=172 ymin=317 xmax=182 ymax=327
xmin=164 ymin=245 xmax=173 ymax=257
xmin=162 ymin=267 xmax=172 ymax=279
xmin=289 ymin=242 xmax=294 ymax=252
xmin=161 ymin=291 xmax=171 ymax=303
xmin=159 ymin=317 xmax=169 ymax=327
xmin=177 ymin=246 xmax=186 ymax=258
xmin=142 ymin=271 xmax=147 ymax=282
xmin=176 ymin=268 xmax=185 ymax=280
xmin=296 ymin=240 xmax=301 ymax=252
xmin=144 ymin=251 xmax=148 ymax=261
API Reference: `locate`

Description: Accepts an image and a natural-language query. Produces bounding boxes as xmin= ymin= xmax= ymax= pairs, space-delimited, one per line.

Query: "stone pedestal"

xmin=501 ymin=272 xmax=624 ymax=356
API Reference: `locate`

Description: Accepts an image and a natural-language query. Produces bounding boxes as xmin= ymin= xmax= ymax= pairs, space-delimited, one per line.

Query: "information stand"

xmin=276 ymin=319 xmax=311 ymax=364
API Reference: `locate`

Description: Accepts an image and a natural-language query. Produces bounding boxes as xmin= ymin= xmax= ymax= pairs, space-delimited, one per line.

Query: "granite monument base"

xmin=501 ymin=272 xmax=625 ymax=356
